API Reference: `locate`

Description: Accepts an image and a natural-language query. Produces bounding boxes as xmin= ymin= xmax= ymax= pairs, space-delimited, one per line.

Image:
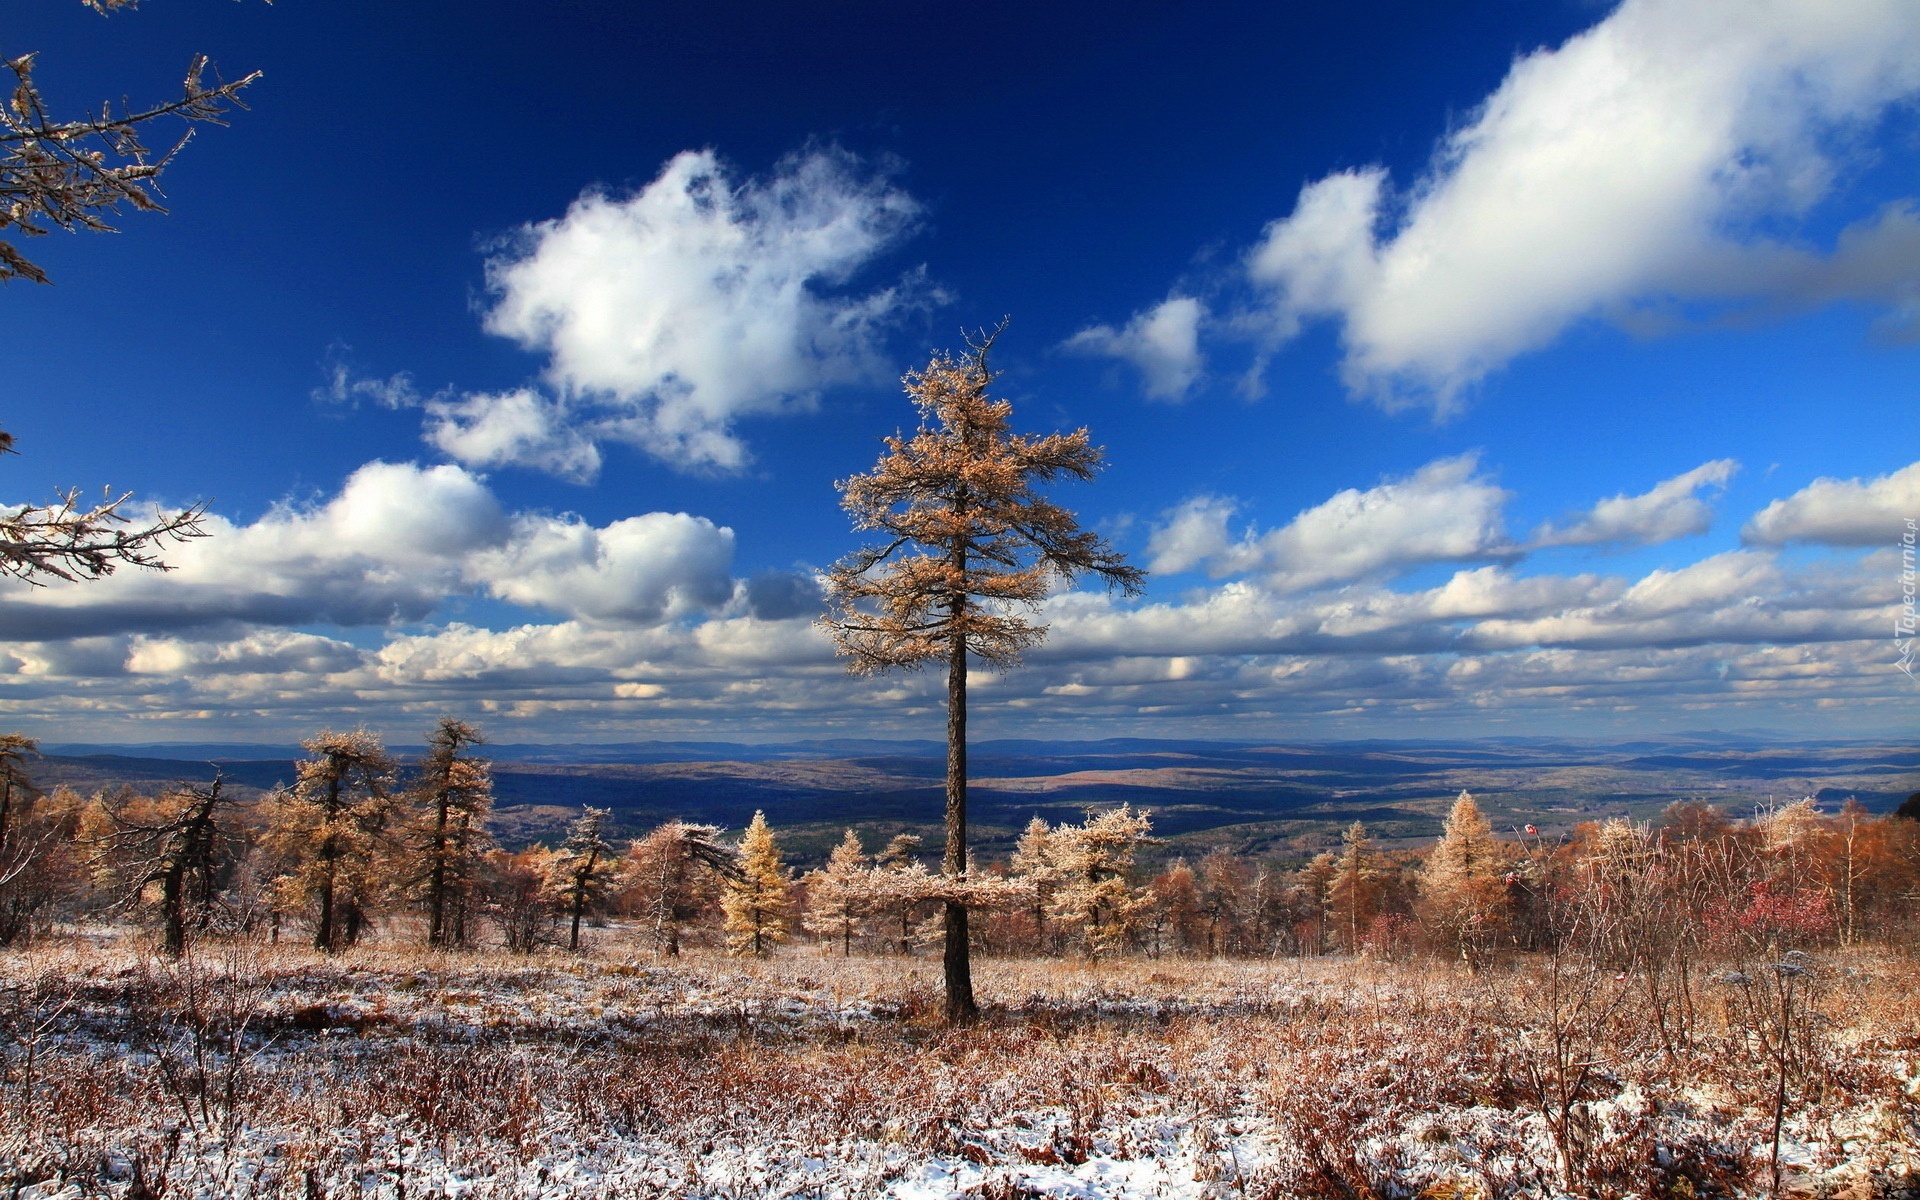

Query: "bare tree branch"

xmin=2 ymin=17 xmax=261 ymax=284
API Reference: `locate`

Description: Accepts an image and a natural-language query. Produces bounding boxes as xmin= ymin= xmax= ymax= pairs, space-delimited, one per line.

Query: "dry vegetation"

xmin=4 ymin=932 xmax=1918 ymax=1199
xmin=5 ymin=725 xmax=1920 ymax=1197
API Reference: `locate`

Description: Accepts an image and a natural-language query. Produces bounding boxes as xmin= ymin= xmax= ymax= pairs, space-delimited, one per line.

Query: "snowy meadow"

xmin=6 ymin=935 xmax=1918 ymax=1200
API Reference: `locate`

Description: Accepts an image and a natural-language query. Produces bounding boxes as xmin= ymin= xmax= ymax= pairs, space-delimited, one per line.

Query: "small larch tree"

xmin=1329 ymin=821 xmax=1384 ymax=955
xmin=723 ymin=810 xmax=791 ymax=956
xmin=550 ymin=806 xmax=617 ymax=952
xmin=821 ymin=322 xmax=1143 ymax=1022
xmin=803 ymin=828 xmax=870 ymax=956
xmin=406 ymin=718 xmax=493 ymax=949
xmin=1419 ymin=789 xmax=1511 ymax=966
xmin=623 ymin=820 xmax=736 ymax=957
xmin=1009 ymin=816 xmax=1065 ymax=956
xmin=1048 ymin=804 xmax=1157 ymax=960
xmin=264 ymin=730 xmax=396 ymax=952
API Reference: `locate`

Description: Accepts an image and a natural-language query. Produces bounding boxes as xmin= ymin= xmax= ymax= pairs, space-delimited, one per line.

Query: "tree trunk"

xmin=160 ymin=859 xmax=187 ymax=958
xmin=943 ymin=610 xmax=977 ymax=1023
xmin=315 ymin=776 xmax=342 ymax=952
xmin=426 ymin=789 xmax=450 ymax=948
xmin=315 ymin=856 xmax=336 ymax=952
xmin=570 ymin=845 xmax=599 ymax=952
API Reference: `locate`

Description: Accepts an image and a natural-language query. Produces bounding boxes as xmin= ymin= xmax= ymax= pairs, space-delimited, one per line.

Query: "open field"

xmin=6 ymin=931 xmax=1919 ymax=1199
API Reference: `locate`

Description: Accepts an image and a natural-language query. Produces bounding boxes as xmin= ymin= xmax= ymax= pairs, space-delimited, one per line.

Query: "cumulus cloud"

xmin=423 ymin=389 xmax=603 ymax=483
xmin=741 ymin=570 xmax=826 ymax=621
xmin=1145 ymin=495 xmax=1240 ymax=575
xmin=1246 ymin=0 xmax=1920 ymax=405
xmin=1147 ymin=454 xmax=1516 ymax=590
xmin=475 ymin=147 xmax=925 ymax=472
xmin=126 ymin=631 xmax=368 ymax=677
xmin=0 ymin=461 xmax=742 ymax=639
xmin=1742 ymin=460 xmax=1920 ymax=545
xmin=1064 ymin=296 xmax=1207 ymax=400
xmin=1533 ymin=459 xmax=1739 ymax=547
xmin=476 ymin=512 xmax=735 ymax=626
xmin=0 ymin=537 xmax=1902 ymax=737
xmin=1464 ymin=550 xmax=1890 ymax=649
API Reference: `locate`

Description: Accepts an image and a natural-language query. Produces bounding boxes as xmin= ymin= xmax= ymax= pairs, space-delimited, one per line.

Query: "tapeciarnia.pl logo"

xmin=1899 ymin=518 xmax=1917 ymax=681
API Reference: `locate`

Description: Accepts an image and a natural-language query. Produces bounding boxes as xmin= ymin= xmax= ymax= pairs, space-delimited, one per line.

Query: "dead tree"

xmin=100 ymin=774 xmax=242 ymax=957
xmin=821 ymin=321 xmax=1143 ymax=1022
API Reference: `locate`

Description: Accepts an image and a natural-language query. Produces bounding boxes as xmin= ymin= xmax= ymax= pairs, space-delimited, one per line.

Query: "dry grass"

xmin=3 ymin=929 xmax=1918 ymax=1198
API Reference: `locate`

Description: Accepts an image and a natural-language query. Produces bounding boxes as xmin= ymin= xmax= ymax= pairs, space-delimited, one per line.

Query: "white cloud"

xmin=1464 ymin=549 xmax=1890 ymax=649
xmin=476 ymin=512 xmax=736 ymax=626
xmin=1533 ymin=459 xmax=1739 ymax=547
xmin=0 ymin=461 xmax=742 ymax=638
xmin=1145 ymin=495 xmax=1238 ymax=575
xmin=1247 ymin=0 xmax=1920 ymax=405
xmin=1147 ymin=454 xmax=1515 ymax=590
xmin=1064 ymin=296 xmax=1207 ymax=400
xmin=126 ymin=631 xmax=368 ymax=677
xmin=424 ymin=389 xmax=603 ymax=484
xmin=478 ymin=147 xmax=924 ymax=471
xmin=0 ymin=539 xmax=1903 ymax=738
xmin=1742 ymin=460 xmax=1920 ymax=545
xmin=1246 ymin=169 xmax=1384 ymax=342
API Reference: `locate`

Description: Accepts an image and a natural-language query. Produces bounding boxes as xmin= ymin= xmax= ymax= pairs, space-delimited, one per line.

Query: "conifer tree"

xmin=1148 ymin=859 xmax=1204 ymax=956
xmin=802 ymin=828 xmax=870 ymax=955
xmin=822 ymin=323 xmax=1143 ymax=1021
xmin=0 ymin=784 xmax=83 ymax=948
xmin=263 ymin=730 xmax=395 ymax=952
xmin=1048 ymin=805 xmax=1156 ymax=960
xmin=98 ymin=774 xmax=240 ymax=957
xmin=1009 ymin=816 xmax=1065 ymax=955
xmin=1296 ymin=851 xmax=1339 ymax=955
xmin=1419 ymin=790 xmax=1509 ymax=966
xmin=623 ymin=820 xmax=733 ymax=956
xmin=487 ymin=846 xmax=560 ymax=954
xmin=406 ymin=718 xmax=493 ymax=948
xmin=1199 ymin=848 xmax=1252 ymax=955
xmin=0 ymin=735 xmax=37 ymax=865
xmin=872 ymin=833 xmax=930 ymax=954
xmin=550 ymin=806 xmax=617 ymax=952
xmin=723 ymin=810 xmax=791 ymax=956
xmin=1329 ymin=821 xmax=1383 ymax=955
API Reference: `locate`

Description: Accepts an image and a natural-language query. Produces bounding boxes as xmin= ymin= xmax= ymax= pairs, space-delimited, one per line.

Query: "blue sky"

xmin=3 ymin=0 xmax=1917 ymax=743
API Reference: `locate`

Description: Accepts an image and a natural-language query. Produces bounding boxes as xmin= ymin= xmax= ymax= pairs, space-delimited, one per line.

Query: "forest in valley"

xmin=6 ymin=720 xmax=1919 ymax=966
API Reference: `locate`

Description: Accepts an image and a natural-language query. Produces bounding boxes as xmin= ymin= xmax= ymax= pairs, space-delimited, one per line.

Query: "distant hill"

xmin=25 ymin=734 xmax=1915 ymax=869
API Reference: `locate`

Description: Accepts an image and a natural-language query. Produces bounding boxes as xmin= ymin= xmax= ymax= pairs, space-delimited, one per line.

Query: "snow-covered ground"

xmin=4 ymin=940 xmax=1917 ymax=1198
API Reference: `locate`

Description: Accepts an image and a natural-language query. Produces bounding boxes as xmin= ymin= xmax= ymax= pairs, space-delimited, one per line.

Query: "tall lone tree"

xmin=822 ymin=323 xmax=1143 ymax=1022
